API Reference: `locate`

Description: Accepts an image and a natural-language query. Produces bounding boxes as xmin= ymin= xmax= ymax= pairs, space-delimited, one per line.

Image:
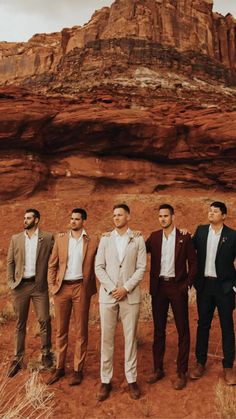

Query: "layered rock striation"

xmin=0 ymin=0 xmax=236 ymax=89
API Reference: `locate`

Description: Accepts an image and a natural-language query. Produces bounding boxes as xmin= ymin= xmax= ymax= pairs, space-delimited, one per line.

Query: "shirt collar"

xmin=209 ymin=225 xmax=223 ymax=236
xmin=24 ymin=228 xmax=39 ymax=238
xmin=162 ymin=226 xmax=176 ymax=239
xmin=114 ymin=228 xmax=131 ymax=237
xmin=69 ymin=228 xmax=87 ymax=239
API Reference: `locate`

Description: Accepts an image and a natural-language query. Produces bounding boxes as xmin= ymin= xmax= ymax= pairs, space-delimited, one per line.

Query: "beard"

xmin=24 ymin=220 xmax=36 ymax=230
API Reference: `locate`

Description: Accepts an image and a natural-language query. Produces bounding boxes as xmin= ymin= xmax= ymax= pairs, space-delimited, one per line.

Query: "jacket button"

xmin=119 ymin=265 xmax=122 ymax=268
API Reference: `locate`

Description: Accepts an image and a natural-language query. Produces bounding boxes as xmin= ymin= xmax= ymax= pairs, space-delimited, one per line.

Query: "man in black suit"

xmin=190 ymin=201 xmax=236 ymax=385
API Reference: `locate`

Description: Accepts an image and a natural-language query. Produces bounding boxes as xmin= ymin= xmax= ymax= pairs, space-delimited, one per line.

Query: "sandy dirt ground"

xmin=1 ymin=294 xmax=235 ymax=419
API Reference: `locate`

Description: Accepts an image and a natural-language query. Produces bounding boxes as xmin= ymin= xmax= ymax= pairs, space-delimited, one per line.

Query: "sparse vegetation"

xmin=0 ymin=301 xmax=16 ymax=324
xmin=215 ymin=380 xmax=236 ymax=419
xmin=0 ymin=363 xmax=54 ymax=419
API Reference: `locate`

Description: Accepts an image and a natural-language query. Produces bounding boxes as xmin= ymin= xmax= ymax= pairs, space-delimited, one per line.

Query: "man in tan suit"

xmin=7 ymin=209 xmax=54 ymax=377
xmin=47 ymin=208 xmax=97 ymax=386
xmin=95 ymin=204 xmax=146 ymax=401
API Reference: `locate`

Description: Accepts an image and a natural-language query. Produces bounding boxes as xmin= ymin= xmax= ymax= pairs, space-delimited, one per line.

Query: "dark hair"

xmin=25 ymin=209 xmax=40 ymax=220
xmin=210 ymin=201 xmax=227 ymax=215
xmin=158 ymin=204 xmax=174 ymax=215
xmin=113 ymin=203 xmax=130 ymax=214
xmin=71 ymin=208 xmax=87 ymax=220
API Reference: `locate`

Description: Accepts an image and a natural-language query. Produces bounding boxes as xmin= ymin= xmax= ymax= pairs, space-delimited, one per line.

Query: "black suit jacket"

xmin=193 ymin=224 xmax=236 ymax=294
xmin=146 ymin=228 xmax=197 ymax=296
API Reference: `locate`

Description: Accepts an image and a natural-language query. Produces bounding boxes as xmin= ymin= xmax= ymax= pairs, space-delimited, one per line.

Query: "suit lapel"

xmin=175 ymin=229 xmax=182 ymax=263
xmin=82 ymin=234 xmax=89 ymax=263
xmin=216 ymin=225 xmax=227 ymax=258
xmin=19 ymin=232 xmax=25 ymax=263
xmin=36 ymin=230 xmax=43 ymax=260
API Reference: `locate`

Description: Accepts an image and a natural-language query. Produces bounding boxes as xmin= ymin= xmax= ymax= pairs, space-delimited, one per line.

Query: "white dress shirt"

xmin=160 ymin=227 xmax=176 ymax=277
xmin=114 ymin=228 xmax=131 ymax=262
xmin=64 ymin=230 xmax=85 ymax=281
xmin=204 ymin=225 xmax=223 ymax=277
xmin=23 ymin=228 xmax=39 ymax=278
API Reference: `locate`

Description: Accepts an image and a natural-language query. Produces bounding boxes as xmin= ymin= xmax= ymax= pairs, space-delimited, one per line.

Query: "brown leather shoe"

xmin=189 ymin=363 xmax=205 ymax=380
xmin=223 ymin=368 xmax=236 ymax=386
xmin=42 ymin=353 xmax=53 ymax=369
xmin=146 ymin=369 xmax=165 ymax=384
xmin=172 ymin=373 xmax=187 ymax=390
xmin=97 ymin=383 xmax=112 ymax=401
xmin=7 ymin=360 xmax=22 ymax=378
xmin=69 ymin=371 xmax=83 ymax=386
xmin=129 ymin=382 xmax=140 ymax=400
xmin=47 ymin=368 xmax=65 ymax=385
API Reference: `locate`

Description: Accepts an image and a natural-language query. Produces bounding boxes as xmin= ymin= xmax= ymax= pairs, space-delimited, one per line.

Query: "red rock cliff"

xmin=0 ymin=0 xmax=236 ymax=88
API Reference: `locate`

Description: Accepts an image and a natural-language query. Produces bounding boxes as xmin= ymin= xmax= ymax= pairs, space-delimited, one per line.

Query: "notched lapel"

xmin=216 ymin=225 xmax=228 ymax=258
xmin=82 ymin=235 xmax=89 ymax=263
xmin=36 ymin=230 xmax=44 ymax=260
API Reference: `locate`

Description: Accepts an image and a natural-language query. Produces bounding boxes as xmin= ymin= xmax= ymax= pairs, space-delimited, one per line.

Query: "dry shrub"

xmin=0 ymin=363 xmax=54 ymax=419
xmin=139 ymin=397 xmax=155 ymax=417
xmin=215 ymin=380 xmax=236 ymax=419
xmin=0 ymin=301 xmax=16 ymax=324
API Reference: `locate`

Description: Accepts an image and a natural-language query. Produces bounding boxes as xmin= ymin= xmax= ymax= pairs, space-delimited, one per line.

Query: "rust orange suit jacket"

xmin=48 ymin=231 xmax=98 ymax=298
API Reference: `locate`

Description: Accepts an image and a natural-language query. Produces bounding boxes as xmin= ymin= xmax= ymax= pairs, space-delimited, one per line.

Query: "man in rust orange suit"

xmin=47 ymin=208 xmax=97 ymax=386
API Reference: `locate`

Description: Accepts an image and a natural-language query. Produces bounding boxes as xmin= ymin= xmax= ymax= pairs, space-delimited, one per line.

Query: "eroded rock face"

xmin=0 ymin=86 xmax=236 ymax=201
xmin=0 ymin=0 xmax=236 ymax=89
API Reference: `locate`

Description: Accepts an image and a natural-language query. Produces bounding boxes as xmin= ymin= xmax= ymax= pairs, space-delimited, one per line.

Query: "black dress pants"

xmin=196 ymin=279 xmax=235 ymax=368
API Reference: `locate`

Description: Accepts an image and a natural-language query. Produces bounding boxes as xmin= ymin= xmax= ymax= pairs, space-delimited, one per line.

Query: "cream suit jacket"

xmin=95 ymin=229 xmax=146 ymax=304
xmin=7 ymin=230 xmax=54 ymax=291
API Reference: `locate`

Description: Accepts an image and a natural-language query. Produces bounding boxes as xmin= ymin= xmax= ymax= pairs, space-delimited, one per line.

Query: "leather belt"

xmin=63 ymin=279 xmax=83 ymax=285
xmin=22 ymin=276 xmax=35 ymax=282
xmin=159 ymin=276 xmax=175 ymax=282
xmin=205 ymin=276 xmax=218 ymax=280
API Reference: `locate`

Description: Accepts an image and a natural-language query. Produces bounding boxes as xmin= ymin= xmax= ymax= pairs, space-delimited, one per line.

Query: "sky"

xmin=0 ymin=0 xmax=235 ymax=43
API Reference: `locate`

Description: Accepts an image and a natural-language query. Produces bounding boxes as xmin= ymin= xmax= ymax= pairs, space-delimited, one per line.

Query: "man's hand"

xmin=112 ymin=287 xmax=128 ymax=301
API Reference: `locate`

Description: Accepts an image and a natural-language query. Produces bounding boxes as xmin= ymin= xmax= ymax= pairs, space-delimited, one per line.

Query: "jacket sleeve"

xmin=186 ymin=234 xmax=197 ymax=287
xmin=124 ymin=236 xmax=147 ymax=292
xmin=145 ymin=234 xmax=151 ymax=253
xmin=7 ymin=237 xmax=15 ymax=288
xmin=47 ymin=236 xmax=59 ymax=288
xmin=95 ymin=237 xmax=116 ymax=294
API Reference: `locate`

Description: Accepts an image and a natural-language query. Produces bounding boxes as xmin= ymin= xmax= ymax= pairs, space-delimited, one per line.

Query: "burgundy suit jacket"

xmin=146 ymin=228 xmax=197 ymax=296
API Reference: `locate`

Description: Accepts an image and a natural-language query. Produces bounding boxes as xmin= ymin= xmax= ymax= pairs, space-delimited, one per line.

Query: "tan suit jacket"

xmin=48 ymin=231 xmax=98 ymax=297
xmin=95 ymin=229 xmax=147 ymax=304
xmin=7 ymin=230 xmax=54 ymax=292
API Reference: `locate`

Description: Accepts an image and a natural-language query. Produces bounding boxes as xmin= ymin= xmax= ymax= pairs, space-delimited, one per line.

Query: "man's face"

xmin=158 ymin=208 xmax=174 ymax=229
xmin=24 ymin=212 xmax=38 ymax=230
xmin=70 ymin=212 xmax=84 ymax=231
xmin=113 ymin=208 xmax=130 ymax=229
xmin=208 ymin=206 xmax=225 ymax=224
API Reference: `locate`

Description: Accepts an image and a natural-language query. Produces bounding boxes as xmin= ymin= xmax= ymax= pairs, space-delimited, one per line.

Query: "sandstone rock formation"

xmin=0 ymin=0 xmax=236 ymax=89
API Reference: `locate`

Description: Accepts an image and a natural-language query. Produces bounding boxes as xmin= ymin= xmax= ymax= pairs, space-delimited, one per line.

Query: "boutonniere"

xmin=221 ymin=237 xmax=227 ymax=244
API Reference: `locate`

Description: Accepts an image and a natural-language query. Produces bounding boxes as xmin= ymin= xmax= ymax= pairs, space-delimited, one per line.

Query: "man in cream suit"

xmin=47 ymin=208 xmax=97 ymax=386
xmin=95 ymin=204 xmax=146 ymax=401
xmin=7 ymin=209 xmax=54 ymax=377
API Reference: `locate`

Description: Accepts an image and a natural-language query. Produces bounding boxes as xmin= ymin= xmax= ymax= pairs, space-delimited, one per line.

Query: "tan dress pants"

xmin=54 ymin=281 xmax=90 ymax=371
xmin=99 ymin=299 xmax=140 ymax=384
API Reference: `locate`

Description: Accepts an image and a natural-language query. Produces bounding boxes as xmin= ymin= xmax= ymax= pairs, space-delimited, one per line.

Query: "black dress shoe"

xmin=97 ymin=383 xmax=112 ymax=401
xmin=47 ymin=368 xmax=65 ymax=385
xmin=129 ymin=382 xmax=140 ymax=399
xmin=42 ymin=353 xmax=53 ymax=369
xmin=146 ymin=369 xmax=165 ymax=384
xmin=69 ymin=370 xmax=83 ymax=386
xmin=7 ymin=360 xmax=22 ymax=378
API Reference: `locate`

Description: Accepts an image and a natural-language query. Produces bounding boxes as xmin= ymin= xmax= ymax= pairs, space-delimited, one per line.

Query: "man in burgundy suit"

xmin=146 ymin=204 xmax=197 ymax=389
